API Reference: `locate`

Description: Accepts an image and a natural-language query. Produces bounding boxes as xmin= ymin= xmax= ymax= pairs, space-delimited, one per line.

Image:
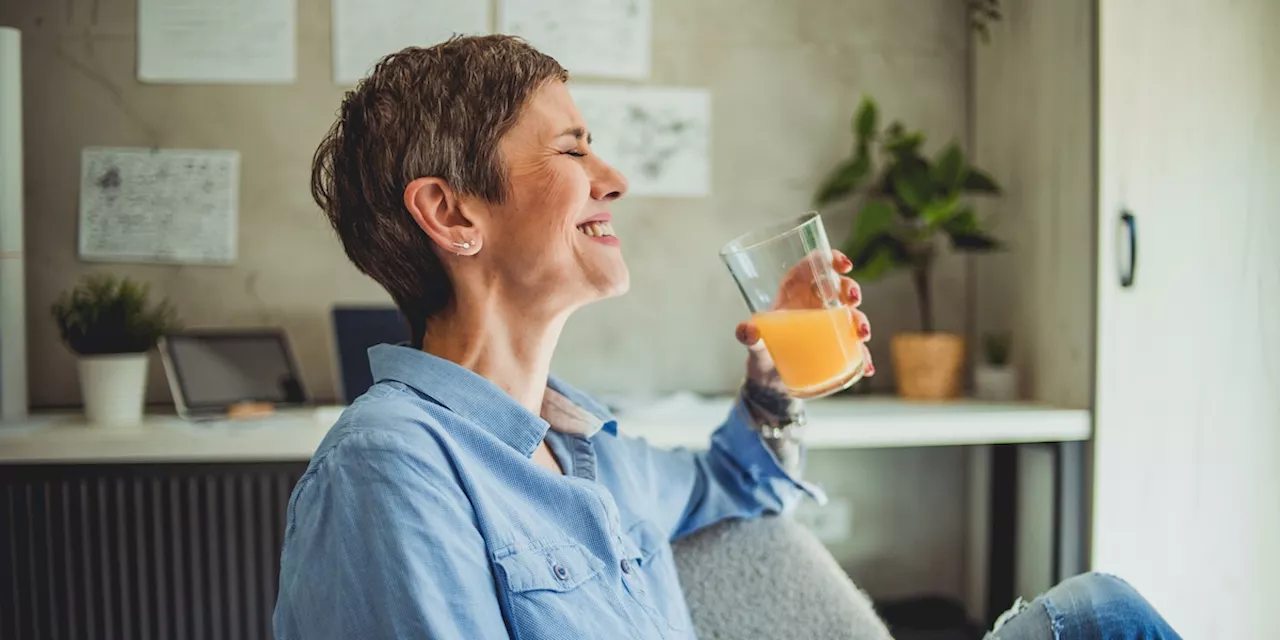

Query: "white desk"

xmin=0 ymin=396 xmax=1090 ymax=464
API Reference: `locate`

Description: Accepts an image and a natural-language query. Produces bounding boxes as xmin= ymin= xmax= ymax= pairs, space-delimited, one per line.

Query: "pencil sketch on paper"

xmin=137 ymin=0 xmax=296 ymax=83
xmin=78 ymin=147 xmax=239 ymax=265
xmin=332 ymin=0 xmax=489 ymax=84
xmin=570 ymin=85 xmax=710 ymax=197
xmin=500 ymin=0 xmax=650 ymax=79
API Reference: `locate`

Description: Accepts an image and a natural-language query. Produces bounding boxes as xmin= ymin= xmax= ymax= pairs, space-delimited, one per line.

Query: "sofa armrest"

xmin=672 ymin=515 xmax=892 ymax=640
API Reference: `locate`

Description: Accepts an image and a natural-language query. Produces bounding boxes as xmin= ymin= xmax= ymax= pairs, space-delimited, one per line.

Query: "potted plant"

xmin=974 ymin=331 xmax=1018 ymax=401
xmin=813 ymin=96 xmax=1003 ymax=400
xmin=52 ymin=274 xmax=181 ymax=427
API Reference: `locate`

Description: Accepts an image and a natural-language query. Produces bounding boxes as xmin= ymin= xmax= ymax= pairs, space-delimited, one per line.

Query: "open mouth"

xmin=577 ymin=220 xmax=616 ymax=238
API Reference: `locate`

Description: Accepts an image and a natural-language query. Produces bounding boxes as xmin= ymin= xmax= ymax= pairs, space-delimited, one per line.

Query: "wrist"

xmin=740 ymin=389 xmax=806 ymax=475
xmin=741 ymin=377 xmax=804 ymax=429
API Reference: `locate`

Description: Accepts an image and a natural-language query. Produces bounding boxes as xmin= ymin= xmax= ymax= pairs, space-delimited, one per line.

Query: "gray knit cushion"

xmin=672 ymin=516 xmax=893 ymax=640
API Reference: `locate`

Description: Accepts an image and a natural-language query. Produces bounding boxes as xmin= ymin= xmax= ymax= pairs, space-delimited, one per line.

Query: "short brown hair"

xmin=311 ymin=35 xmax=568 ymax=344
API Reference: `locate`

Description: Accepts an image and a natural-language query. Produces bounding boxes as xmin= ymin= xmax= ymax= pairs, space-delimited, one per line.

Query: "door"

xmin=1094 ymin=1 xmax=1280 ymax=637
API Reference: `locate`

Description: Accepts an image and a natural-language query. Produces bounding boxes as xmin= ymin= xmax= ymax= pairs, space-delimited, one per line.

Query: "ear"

xmin=404 ymin=177 xmax=480 ymax=255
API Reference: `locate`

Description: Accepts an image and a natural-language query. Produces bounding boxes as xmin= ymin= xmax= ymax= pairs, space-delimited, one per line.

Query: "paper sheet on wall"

xmin=332 ymin=0 xmax=489 ymax=84
xmin=500 ymin=0 xmax=651 ymax=79
xmin=78 ymin=148 xmax=239 ymax=265
xmin=571 ymin=85 xmax=711 ymax=197
xmin=137 ymin=0 xmax=296 ymax=83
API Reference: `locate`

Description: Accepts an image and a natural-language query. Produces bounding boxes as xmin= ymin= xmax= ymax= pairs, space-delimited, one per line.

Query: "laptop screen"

xmin=163 ymin=331 xmax=307 ymax=411
xmin=331 ymin=306 xmax=410 ymax=404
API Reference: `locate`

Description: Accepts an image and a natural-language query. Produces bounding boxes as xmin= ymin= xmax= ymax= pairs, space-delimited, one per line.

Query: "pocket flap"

xmin=625 ymin=520 xmax=670 ymax=566
xmin=495 ymin=542 xmax=603 ymax=593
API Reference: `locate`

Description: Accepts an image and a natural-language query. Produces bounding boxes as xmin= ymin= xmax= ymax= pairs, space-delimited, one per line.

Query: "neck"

xmin=423 ymin=294 xmax=569 ymax=416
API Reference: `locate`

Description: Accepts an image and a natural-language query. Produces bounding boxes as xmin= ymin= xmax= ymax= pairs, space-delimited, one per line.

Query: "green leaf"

xmin=888 ymin=134 xmax=925 ymax=159
xmin=813 ymin=144 xmax=872 ymax=206
xmin=982 ymin=331 xmax=1012 ymax=366
xmin=891 ymin=161 xmax=932 ymax=212
xmin=932 ymin=143 xmax=966 ymax=193
xmin=847 ymin=199 xmax=896 ymax=254
xmin=947 ymin=228 xmax=1002 ymax=251
xmin=847 ymin=234 xmax=910 ymax=281
xmin=50 ymin=273 xmax=182 ymax=356
xmin=852 ymin=247 xmax=897 ymax=281
xmin=943 ymin=207 xmax=980 ymax=233
xmin=921 ymin=193 xmax=963 ymax=227
xmin=962 ymin=167 xmax=1001 ymax=194
xmin=884 ymin=122 xmax=925 ymax=159
xmin=942 ymin=207 xmax=1001 ymax=251
xmin=853 ymin=97 xmax=878 ymax=141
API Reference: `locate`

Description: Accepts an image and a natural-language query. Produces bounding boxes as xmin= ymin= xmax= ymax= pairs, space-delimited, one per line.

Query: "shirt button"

xmin=620 ymin=558 xmax=633 ymax=574
xmin=554 ymin=564 xmax=569 ymax=580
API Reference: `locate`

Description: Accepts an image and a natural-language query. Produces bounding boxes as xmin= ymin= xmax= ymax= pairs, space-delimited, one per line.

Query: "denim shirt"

xmin=273 ymin=344 xmax=821 ymax=640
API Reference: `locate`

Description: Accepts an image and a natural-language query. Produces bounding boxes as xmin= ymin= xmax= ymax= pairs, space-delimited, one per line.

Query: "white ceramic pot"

xmin=78 ymin=353 xmax=148 ymax=427
xmin=974 ymin=364 xmax=1019 ymax=401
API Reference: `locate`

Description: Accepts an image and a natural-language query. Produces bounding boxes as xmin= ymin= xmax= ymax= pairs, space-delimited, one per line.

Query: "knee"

xmin=1057 ymin=572 xmax=1138 ymax=598
xmin=1048 ymin=572 xmax=1164 ymax=627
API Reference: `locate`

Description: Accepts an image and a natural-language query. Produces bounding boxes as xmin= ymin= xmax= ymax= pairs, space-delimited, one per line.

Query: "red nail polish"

xmin=859 ymin=323 xmax=870 ymax=337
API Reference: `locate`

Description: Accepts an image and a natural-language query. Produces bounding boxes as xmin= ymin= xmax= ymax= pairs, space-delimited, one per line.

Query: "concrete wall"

xmin=5 ymin=0 xmax=971 ymax=406
xmin=3 ymin=0 xmax=973 ymax=600
xmin=971 ymin=0 xmax=1096 ymax=410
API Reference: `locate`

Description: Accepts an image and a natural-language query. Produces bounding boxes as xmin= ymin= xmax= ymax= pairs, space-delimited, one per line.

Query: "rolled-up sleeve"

xmin=273 ymin=431 xmax=509 ymax=640
xmin=620 ymin=398 xmax=827 ymax=541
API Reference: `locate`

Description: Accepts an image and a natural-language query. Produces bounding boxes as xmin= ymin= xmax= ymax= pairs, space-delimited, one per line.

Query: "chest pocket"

xmin=495 ymin=540 xmax=603 ymax=592
xmin=493 ymin=540 xmax=616 ymax=637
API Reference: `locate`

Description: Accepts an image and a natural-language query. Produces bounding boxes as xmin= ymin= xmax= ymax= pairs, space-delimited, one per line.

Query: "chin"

xmin=592 ymin=264 xmax=631 ymax=300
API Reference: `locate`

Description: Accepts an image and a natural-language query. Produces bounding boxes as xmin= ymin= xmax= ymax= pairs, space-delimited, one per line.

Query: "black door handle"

xmin=1118 ymin=211 xmax=1137 ymax=288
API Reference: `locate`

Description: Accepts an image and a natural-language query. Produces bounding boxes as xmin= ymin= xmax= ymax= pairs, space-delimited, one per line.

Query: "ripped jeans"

xmin=986 ymin=573 xmax=1182 ymax=640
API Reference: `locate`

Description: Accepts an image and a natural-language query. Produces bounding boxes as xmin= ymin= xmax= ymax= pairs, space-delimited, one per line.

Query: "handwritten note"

xmin=332 ymin=0 xmax=490 ymax=84
xmin=79 ymin=148 xmax=239 ymax=265
xmin=500 ymin=0 xmax=651 ymax=79
xmin=571 ymin=85 xmax=711 ymax=197
xmin=137 ymin=0 xmax=296 ymax=83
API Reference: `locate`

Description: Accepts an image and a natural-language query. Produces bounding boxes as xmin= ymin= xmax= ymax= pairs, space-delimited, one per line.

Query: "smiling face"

xmin=467 ymin=81 xmax=631 ymax=315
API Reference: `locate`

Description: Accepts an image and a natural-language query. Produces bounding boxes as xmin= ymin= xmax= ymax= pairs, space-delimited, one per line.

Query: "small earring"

xmin=451 ymin=241 xmax=473 ymax=250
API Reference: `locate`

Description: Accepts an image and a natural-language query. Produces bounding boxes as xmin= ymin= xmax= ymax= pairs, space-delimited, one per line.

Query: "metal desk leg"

xmin=985 ymin=443 xmax=1018 ymax=627
xmin=1053 ymin=441 xmax=1087 ymax=582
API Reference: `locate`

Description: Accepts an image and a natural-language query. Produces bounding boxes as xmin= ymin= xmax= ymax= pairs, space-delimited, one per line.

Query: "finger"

xmin=851 ymin=309 xmax=871 ymax=342
xmin=861 ymin=343 xmax=876 ymax=377
xmin=841 ymin=277 xmax=863 ymax=307
xmin=832 ymin=251 xmax=853 ymax=274
xmin=735 ymin=321 xmax=767 ymax=351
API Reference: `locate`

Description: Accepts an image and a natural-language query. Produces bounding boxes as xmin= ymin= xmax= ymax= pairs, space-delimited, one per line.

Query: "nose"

xmin=589 ymin=156 xmax=628 ymax=201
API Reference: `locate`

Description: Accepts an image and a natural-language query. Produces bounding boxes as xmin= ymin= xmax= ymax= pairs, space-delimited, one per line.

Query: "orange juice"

xmin=752 ymin=307 xmax=864 ymax=398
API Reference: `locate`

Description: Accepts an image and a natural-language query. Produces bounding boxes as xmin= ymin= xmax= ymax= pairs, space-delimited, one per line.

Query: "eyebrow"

xmin=557 ymin=127 xmax=592 ymax=144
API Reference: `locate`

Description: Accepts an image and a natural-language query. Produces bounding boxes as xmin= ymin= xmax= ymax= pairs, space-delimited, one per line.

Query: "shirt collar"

xmin=367 ymin=344 xmax=617 ymax=457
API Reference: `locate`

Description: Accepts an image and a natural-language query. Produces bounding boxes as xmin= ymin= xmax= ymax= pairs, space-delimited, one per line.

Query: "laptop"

xmin=159 ymin=328 xmax=310 ymax=421
xmin=331 ymin=306 xmax=410 ymax=404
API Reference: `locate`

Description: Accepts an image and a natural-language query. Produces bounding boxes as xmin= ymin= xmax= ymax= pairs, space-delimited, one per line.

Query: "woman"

xmin=274 ymin=35 xmax=1180 ymax=640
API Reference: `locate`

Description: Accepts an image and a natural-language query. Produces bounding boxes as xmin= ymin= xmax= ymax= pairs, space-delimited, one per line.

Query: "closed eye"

xmin=554 ymin=127 xmax=592 ymax=157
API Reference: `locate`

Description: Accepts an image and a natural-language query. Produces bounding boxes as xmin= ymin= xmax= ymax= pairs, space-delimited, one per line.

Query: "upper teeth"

xmin=579 ymin=221 xmax=615 ymax=237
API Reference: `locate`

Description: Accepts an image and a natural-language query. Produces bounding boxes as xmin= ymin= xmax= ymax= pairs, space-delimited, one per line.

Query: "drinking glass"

xmin=720 ymin=212 xmax=865 ymax=399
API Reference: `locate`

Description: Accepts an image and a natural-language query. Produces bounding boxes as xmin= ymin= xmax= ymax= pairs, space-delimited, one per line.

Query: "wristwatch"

xmin=755 ymin=408 xmax=807 ymax=442
xmin=740 ymin=379 xmax=807 ymax=473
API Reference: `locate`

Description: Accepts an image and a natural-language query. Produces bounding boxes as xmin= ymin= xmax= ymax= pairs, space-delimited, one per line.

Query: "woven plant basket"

xmin=890 ymin=333 xmax=966 ymax=400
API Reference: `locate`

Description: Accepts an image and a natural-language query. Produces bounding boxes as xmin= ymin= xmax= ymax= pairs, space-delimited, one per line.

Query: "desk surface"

xmin=0 ymin=396 xmax=1091 ymax=464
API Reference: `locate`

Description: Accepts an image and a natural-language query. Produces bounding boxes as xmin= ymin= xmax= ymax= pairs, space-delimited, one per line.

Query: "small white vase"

xmin=974 ymin=364 xmax=1019 ymax=402
xmin=78 ymin=353 xmax=149 ymax=428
